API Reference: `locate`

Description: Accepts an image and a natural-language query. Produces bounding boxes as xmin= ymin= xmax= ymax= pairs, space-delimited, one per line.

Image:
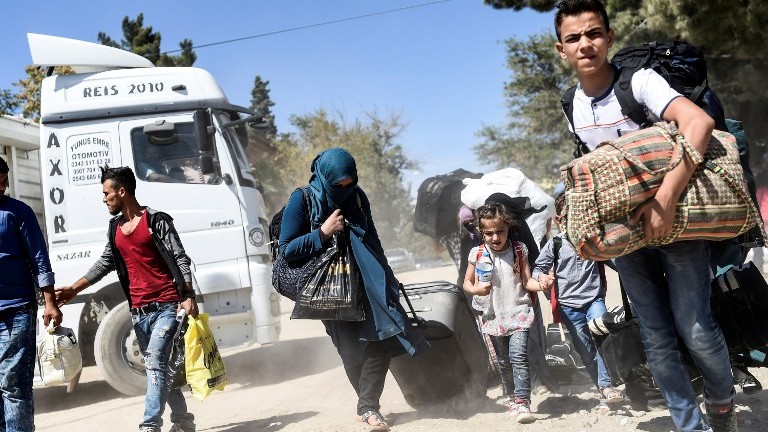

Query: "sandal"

xmin=358 ymin=410 xmax=390 ymax=431
xmin=600 ymin=386 xmax=624 ymax=404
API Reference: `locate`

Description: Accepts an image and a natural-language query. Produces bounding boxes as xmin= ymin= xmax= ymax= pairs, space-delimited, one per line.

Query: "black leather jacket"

xmin=84 ymin=207 xmax=192 ymax=307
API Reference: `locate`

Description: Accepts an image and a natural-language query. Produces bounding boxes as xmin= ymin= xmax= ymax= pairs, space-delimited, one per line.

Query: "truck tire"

xmin=94 ymin=301 xmax=146 ymax=396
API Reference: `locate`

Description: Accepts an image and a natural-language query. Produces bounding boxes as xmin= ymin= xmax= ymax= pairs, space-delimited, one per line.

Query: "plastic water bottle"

xmin=475 ymin=249 xmax=494 ymax=284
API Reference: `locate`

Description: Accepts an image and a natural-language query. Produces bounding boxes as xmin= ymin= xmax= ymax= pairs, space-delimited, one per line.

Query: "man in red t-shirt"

xmin=58 ymin=166 xmax=198 ymax=432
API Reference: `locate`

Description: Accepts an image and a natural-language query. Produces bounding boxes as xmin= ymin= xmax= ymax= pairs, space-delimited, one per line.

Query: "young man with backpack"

xmin=553 ymin=1 xmax=736 ymax=431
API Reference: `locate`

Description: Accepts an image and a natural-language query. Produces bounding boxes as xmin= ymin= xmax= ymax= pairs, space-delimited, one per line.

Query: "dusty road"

xmin=34 ymin=266 xmax=768 ymax=431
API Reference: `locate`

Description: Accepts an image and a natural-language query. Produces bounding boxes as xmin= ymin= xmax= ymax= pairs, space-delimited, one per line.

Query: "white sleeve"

xmin=468 ymin=246 xmax=480 ymax=265
xmin=630 ymin=68 xmax=682 ymax=120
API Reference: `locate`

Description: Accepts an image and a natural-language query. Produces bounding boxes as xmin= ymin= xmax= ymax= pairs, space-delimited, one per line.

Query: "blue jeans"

xmin=131 ymin=303 xmax=193 ymax=430
xmin=616 ymin=240 xmax=734 ymax=432
xmin=559 ymin=298 xmax=611 ymax=390
xmin=489 ymin=330 xmax=530 ymax=403
xmin=0 ymin=304 xmax=36 ymax=432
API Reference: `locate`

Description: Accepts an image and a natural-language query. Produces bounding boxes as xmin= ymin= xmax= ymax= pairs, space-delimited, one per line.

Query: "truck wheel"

xmin=94 ymin=301 xmax=146 ymax=396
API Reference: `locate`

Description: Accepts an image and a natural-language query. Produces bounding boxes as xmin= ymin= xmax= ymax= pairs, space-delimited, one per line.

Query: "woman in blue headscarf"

xmin=279 ymin=148 xmax=428 ymax=430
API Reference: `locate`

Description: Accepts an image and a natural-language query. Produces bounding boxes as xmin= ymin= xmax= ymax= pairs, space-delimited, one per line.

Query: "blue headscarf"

xmin=307 ymin=148 xmax=366 ymax=235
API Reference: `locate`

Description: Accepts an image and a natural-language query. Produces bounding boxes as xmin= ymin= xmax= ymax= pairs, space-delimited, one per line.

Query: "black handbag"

xmin=272 ymin=251 xmax=321 ymax=302
xmin=711 ymin=261 xmax=768 ymax=353
xmin=290 ymin=229 xmax=365 ymax=321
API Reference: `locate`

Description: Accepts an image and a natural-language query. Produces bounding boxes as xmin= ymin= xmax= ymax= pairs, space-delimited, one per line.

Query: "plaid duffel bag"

xmin=561 ymin=121 xmax=762 ymax=261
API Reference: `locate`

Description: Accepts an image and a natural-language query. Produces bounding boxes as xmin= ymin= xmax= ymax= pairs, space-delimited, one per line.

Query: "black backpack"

xmin=413 ymin=169 xmax=482 ymax=239
xmin=268 ymin=187 xmax=310 ymax=261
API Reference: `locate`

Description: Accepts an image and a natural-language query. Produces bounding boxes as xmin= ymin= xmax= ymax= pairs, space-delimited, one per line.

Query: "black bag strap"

xmin=614 ymin=67 xmax=650 ymax=127
xmin=552 ymin=236 xmax=562 ymax=298
xmin=561 ymin=85 xmax=591 ymax=158
xmin=618 ymin=277 xmax=633 ymax=321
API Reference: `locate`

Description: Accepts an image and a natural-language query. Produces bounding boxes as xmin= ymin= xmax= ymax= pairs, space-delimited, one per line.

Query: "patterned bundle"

xmin=560 ymin=122 xmax=761 ymax=261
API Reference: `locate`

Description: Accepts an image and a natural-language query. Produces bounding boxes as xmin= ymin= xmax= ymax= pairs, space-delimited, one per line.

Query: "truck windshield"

xmin=217 ymin=111 xmax=257 ymax=189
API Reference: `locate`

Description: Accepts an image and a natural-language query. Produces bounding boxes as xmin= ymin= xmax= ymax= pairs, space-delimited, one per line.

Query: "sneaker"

xmin=508 ymin=400 xmax=535 ymax=424
xmin=168 ymin=421 xmax=196 ymax=432
xmin=138 ymin=427 xmax=159 ymax=432
xmin=706 ymin=402 xmax=738 ymax=432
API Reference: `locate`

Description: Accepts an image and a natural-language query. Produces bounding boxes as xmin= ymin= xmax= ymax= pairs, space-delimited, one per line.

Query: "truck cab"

xmin=29 ymin=33 xmax=280 ymax=395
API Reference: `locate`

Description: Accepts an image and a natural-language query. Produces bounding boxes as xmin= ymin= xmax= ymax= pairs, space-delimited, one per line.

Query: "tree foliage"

xmin=249 ymin=75 xmax=278 ymax=140
xmin=270 ymin=109 xmax=426 ymax=251
xmin=98 ymin=13 xmax=196 ymax=66
xmin=475 ymin=32 xmax=574 ymax=181
xmin=480 ymin=0 xmax=768 ymax=188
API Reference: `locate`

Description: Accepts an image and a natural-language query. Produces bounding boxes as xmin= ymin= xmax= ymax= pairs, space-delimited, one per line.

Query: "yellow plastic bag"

xmin=184 ymin=313 xmax=226 ymax=401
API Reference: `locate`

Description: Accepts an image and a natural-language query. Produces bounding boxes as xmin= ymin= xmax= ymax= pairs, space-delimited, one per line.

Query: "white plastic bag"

xmin=461 ymin=168 xmax=555 ymax=245
xmin=37 ymin=321 xmax=83 ymax=386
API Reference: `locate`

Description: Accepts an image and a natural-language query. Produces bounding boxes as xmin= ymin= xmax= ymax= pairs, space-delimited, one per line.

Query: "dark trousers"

xmin=323 ymin=320 xmax=395 ymax=415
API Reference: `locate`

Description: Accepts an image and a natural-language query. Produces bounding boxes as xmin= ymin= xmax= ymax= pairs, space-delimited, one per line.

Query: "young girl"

xmin=463 ymin=202 xmax=535 ymax=424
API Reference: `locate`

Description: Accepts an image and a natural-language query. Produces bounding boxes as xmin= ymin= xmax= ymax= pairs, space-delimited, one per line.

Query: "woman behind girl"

xmin=463 ymin=202 xmax=536 ymax=424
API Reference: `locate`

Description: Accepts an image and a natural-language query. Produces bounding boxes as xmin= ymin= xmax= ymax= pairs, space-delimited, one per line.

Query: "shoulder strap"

xmin=561 ymin=85 xmax=591 ymax=158
xmin=613 ymin=67 xmax=650 ymax=127
xmin=549 ymin=237 xmax=562 ymax=323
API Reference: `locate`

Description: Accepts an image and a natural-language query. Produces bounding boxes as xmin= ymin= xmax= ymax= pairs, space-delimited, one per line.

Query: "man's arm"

xmin=630 ymin=96 xmax=714 ymax=238
xmin=56 ymin=240 xmax=115 ymax=305
xmin=17 ymin=205 xmax=62 ymax=326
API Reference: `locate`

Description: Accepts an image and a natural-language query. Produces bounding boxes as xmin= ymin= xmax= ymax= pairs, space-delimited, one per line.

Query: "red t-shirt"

xmin=115 ymin=213 xmax=180 ymax=307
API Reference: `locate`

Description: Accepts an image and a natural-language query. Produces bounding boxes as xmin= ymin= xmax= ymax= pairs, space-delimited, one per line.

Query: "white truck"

xmin=16 ymin=33 xmax=281 ymax=395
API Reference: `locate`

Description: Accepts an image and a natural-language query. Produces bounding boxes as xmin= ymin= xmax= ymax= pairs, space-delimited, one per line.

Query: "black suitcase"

xmin=711 ymin=261 xmax=768 ymax=353
xmin=389 ymin=282 xmax=490 ymax=408
xmin=413 ymin=169 xmax=481 ymax=239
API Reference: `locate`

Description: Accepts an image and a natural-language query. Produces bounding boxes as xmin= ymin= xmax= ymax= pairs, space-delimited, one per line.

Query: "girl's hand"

xmin=537 ymin=274 xmax=554 ymax=291
xmin=471 ymin=281 xmax=492 ymax=296
xmin=320 ymin=209 xmax=345 ymax=241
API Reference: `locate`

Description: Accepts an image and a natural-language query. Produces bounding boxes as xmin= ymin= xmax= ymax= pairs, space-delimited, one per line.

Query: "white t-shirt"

xmin=569 ymin=68 xmax=681 ymax=150
xmin=468 ymin=241 xmax=534 ymax=336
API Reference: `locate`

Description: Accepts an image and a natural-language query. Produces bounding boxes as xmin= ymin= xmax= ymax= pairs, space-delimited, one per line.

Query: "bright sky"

xmin=0 ymin=0 xmax=553 ymax=193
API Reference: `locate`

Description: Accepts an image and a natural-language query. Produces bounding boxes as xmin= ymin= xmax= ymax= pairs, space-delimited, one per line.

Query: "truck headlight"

xmin=249 ymin=227 xmax=265 ymax=246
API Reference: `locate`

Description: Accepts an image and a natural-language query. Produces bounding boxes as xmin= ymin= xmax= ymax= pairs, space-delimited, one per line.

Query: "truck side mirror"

xmin=194 ymin=110 xmax=214 ymax=153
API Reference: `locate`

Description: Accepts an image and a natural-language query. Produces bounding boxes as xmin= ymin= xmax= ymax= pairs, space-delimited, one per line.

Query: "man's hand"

xmin=55 ymin=277 xmax=90 ymax=307
xmin=43 ymin=303 xmax=63 ymax=328
xmin=179 ymin=297 xmax=199 ymax=318
xmin=40 ymin=285 xmax=63 ymax=327
xmin=630 ymin=196 xmax=676 ymax=239
xmin=55 ymin=286 xmax=79 ymax=307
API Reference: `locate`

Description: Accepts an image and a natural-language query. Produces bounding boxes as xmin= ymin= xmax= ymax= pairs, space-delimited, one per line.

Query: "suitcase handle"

xmin=399 ymin=283 xmax=426 ymax=328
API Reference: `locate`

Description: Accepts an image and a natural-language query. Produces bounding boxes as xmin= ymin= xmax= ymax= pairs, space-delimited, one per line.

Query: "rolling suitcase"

xmin=389 ymin=281 xmax=490 ymax=408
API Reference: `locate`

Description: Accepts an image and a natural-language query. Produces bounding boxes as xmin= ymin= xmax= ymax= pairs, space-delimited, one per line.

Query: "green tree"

xmin=271 ymin=109 xmax=428 ymax=251
xmin=98 ymin=13 xmax=196 ymax=66
xmin=246 ymin=75 xmax=284 ymax=213
xmin=0 ymin=89 xmax=20 ymax=117
xmin=249 ymin=76 xmax=277 ymax=140
xmin=475 ymin=32 xmax=574 ymax=181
